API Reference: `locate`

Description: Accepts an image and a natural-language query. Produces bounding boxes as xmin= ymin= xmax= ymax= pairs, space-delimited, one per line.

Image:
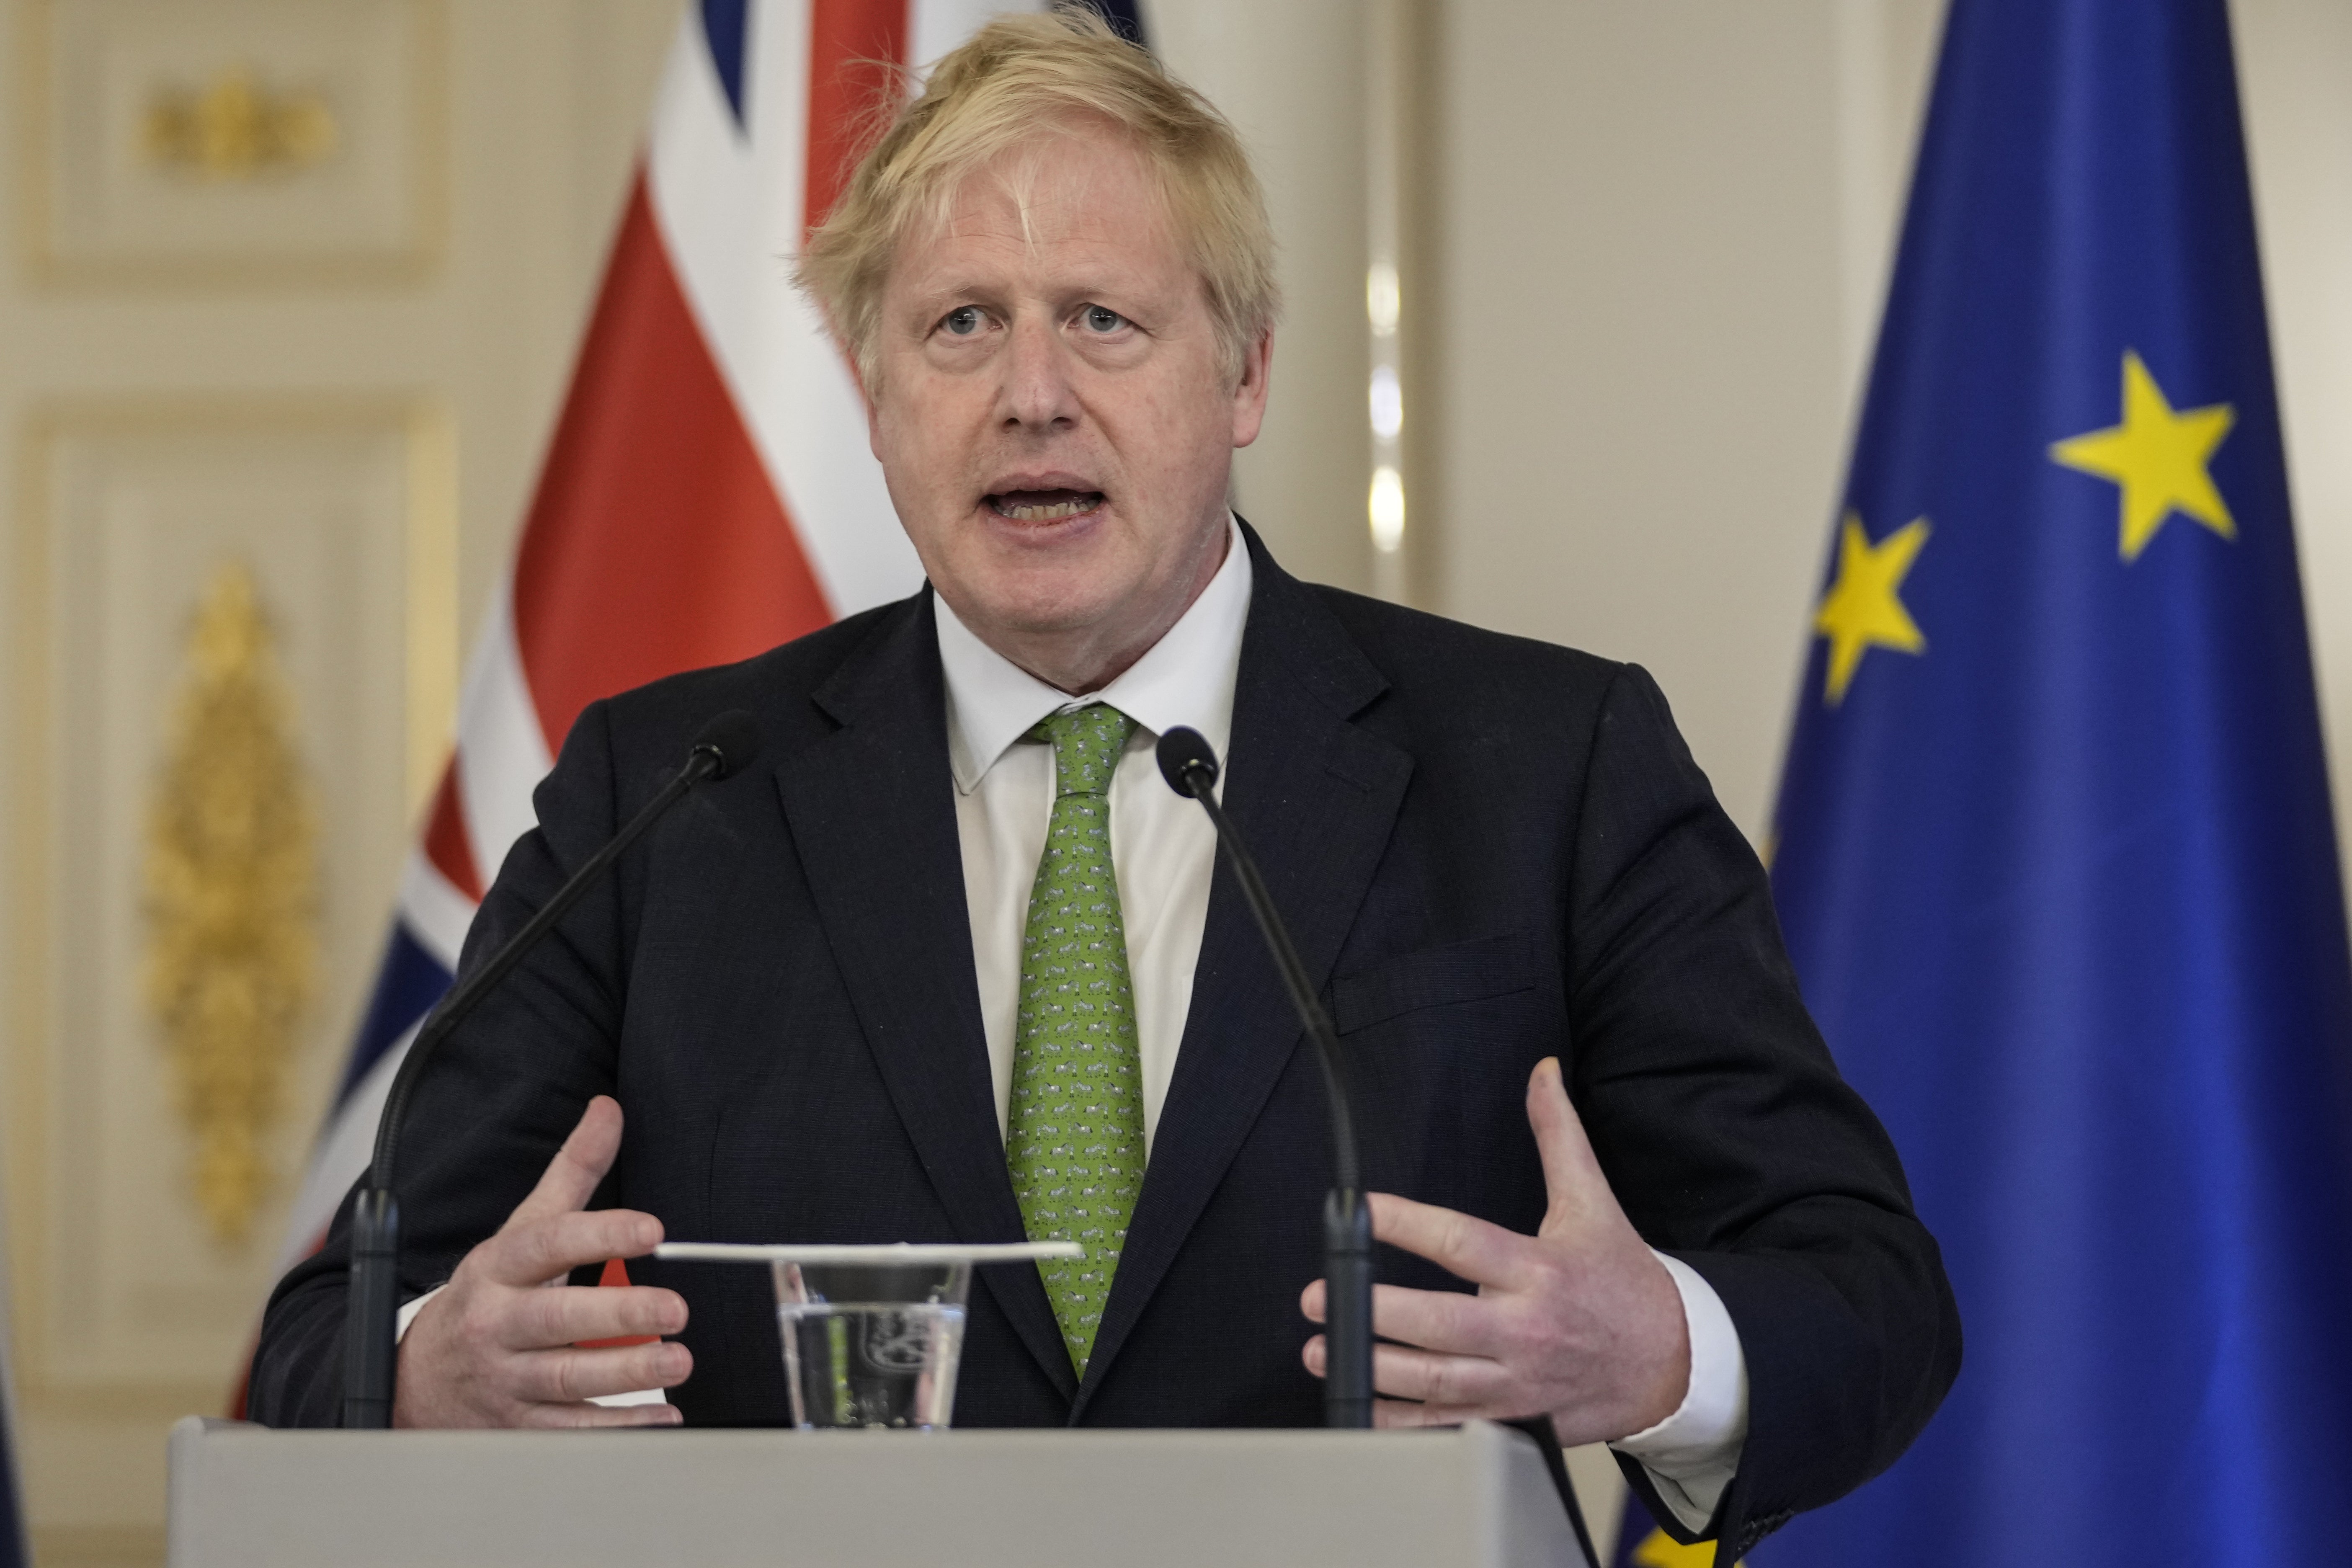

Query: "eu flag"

xmin=1762 ymin=2 xmax=2352 ymax=1564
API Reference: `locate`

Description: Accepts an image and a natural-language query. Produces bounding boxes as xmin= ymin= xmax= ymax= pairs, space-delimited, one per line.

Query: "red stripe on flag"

xmin=511 ymin=173 xmax=833 ymax=755
xmin=422 ymin=761 xmax=482 ymax=902
xmin=805 ymin=0 xmax=909 ymax=234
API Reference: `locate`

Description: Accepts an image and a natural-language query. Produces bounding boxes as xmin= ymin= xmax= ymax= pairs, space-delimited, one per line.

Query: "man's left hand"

xmin=1301 ymin=1056 xmax=1690 ymax=1447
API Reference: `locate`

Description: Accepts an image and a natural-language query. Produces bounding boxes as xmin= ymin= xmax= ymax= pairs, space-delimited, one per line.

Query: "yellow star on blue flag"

xmin=1629 ymin=1525 xmax=1726 ymax=1566
xmin=1811 ymin=512 xmax=1930 ymax=705
xmin=2049 ymin=349 xmax=2236 ymax=561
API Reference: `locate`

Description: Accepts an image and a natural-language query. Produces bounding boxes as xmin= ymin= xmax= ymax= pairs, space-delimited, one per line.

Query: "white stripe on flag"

xmin=398 ymin=850 xmax=475 ymax=973
xmin=271 ymin=850 xmax=469 ymax=1288
xmin=455 ymin=583 xmax=555 ymax=886
xmin=648 ymin=0 xmax=922 ymax=620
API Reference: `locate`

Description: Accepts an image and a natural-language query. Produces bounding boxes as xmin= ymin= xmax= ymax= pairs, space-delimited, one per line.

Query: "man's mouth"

xmin=988 ymin=489 xmax=1104 ymax=522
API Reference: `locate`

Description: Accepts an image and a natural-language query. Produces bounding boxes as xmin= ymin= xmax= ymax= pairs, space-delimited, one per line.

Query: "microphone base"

xmin=341 ymin=1186 xmax=400 ymax=1429
xmin=1323 ymin=1187 xmax=1375 ymax=1430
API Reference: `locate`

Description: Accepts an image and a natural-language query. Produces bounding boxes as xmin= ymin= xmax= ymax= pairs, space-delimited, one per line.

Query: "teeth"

xmin=994 ymin=495 xmax=1101 ymax=521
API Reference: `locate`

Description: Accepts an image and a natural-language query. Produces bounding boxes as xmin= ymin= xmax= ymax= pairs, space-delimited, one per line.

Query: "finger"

xmin=1366 ymin=1341 xmax=1515 ymax=1411
xmin=1525 ymin=1058 xmax=1608 ymax=1220
xmin=494 ymin=1284 xmax=689 ymax=1352
xmin=1366 ymin=1192 xmax=1534 ymax=1290
xmin=509 ymin=1340 xmax=693 ymax=1405
xmin=1372 ymin=1397 xmax=1486 ymax=1430
xmin=507 ymin=1096 xmax=626 ymax=1227
xmin=478 ymin=1207 xmax=663 ymax=1289
xmin=518 ymin=1399 xmax=686 ymax=1430
xmin=1302 ymin=1335 xmax=1516 ymax=1413
xmin=1367 ymin=1284 xmax=1503 ymax=1359
xmin=1310 ymin=1279 xmax=1504 ymax=1357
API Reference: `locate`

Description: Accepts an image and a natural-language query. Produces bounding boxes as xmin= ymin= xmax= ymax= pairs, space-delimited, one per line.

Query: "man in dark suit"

xmin=253 ymin=13 xmax=1957 ymax=1562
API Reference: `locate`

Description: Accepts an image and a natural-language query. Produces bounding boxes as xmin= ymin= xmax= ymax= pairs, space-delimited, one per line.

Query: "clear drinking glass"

xmin=773 ymin=1259 xmax=972 ymax=1430
xmin=657 ymin=1240 xmax=1071 ymax=1429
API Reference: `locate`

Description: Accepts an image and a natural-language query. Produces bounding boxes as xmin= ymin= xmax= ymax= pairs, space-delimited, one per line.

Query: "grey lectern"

xmin=168 ymin=1416 xmax=1595 ymax=1568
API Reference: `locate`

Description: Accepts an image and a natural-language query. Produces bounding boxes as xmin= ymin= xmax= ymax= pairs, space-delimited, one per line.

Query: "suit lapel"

xmin=1077 ymin=536 xmax=1413 ymax=1410
xmin=771 ymin=594 xmax=1077 ymax=1401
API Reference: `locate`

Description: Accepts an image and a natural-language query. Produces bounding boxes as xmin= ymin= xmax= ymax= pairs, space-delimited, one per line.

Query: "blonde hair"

xmin=796 ymin=6 xmax=1279 ymax=390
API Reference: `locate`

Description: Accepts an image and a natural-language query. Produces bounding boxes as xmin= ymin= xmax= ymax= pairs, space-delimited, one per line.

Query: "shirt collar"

xmin=935 ymin=514 xmax=1253 ymax=794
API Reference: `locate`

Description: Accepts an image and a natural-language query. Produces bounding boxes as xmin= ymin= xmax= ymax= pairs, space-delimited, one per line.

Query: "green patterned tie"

xmin=1006 ymin=702 xmax=1147 ymax=1371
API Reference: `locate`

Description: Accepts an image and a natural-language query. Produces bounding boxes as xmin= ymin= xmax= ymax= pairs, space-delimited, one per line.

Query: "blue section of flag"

xmin=1763 ymin=2 xmax=2352 ymax=1565
xmin=332 ymin=919 xmax=454 ymax=1108
xmin=1610 ymin=1491 xmax=1663 ymax=1568
xmin=701 ymin=0 xmax=749 ymax=126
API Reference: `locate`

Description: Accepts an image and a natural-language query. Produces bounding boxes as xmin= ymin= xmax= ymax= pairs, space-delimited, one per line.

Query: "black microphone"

xmin=1155 ymin=726 xmax=1372 ymax=1430
xmin=341 ymin=710 xmax=765 ymax=1428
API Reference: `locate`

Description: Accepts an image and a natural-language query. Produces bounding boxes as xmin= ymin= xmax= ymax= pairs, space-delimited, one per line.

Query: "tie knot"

xmin=1034 ymin=703 xmax=1135 ymax=797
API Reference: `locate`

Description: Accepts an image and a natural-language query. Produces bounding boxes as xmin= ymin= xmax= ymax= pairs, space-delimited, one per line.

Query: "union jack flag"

xmin=241 ymin=0 xmax=1143 ymax=1410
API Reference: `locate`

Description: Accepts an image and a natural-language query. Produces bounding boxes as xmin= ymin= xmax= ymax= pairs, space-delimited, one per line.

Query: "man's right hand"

xmin=392 ymin=1095 xmax=692 ymax=1428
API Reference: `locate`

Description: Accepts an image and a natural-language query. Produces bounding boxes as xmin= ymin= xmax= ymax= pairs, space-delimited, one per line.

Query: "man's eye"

xmin=1083 ymin=305 xmax=1127 ymax=333
xmin=941 ymin=306 xmax=983 ymax=336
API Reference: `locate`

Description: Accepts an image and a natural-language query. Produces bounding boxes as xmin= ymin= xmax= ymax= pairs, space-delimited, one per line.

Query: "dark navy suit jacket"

xmin=254 ymin=526 xmax=1959 ymax=1560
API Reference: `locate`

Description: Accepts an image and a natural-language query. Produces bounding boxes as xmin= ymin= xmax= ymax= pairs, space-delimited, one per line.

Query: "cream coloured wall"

xmin=0 ymin=5 xmax=677 ymax=1562
xmin=1430 ymin=0 xmax=1940 ymax=843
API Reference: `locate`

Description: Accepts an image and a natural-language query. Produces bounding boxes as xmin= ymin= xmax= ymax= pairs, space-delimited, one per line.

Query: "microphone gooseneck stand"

xmin=1154 ymin=727 xmax=1373 ymax=1430
xmin=1158 ymin=725 xmax=1600 ymax=1562
xmin=340 ymin=710 xmax=764 ymax=1429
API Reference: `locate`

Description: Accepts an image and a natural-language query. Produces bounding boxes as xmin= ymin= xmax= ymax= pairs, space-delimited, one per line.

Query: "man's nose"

xmin=998 ymin=313 xmax=1080 ymax=430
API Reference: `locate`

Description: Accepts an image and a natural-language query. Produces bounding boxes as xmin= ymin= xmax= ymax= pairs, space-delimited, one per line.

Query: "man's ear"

xmin=1231 ymin=328 xmax=1274 ymax=450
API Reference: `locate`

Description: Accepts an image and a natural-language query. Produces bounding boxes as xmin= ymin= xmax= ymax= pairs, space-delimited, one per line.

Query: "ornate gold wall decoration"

xmin=143 ymin=562 xmax=319 ymax=1247
xmin=142 ymin=67 xmax=340 ymax=181
xmin=29 ymin=0 xmax=449 ymax=284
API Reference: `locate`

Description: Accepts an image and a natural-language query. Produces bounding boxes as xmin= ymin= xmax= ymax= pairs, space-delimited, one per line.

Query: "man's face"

xmin=866 ymin=127 xmax=1271 ymax=686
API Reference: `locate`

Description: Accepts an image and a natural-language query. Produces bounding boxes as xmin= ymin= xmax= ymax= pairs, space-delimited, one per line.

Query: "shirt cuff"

xmin=394 ymin=1284 xmax=444 ymax=1341
xmin=1608 ymin=1251 xmax=1749 ymax=1531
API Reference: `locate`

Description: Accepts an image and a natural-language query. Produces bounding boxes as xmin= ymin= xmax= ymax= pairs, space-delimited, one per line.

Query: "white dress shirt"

xmin=934 ymin=517 xmax=1746 ymax=1526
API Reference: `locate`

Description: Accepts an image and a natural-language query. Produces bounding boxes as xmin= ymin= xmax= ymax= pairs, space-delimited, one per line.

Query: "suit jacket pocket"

xmin=1331 ymin=930 xmax=1536 ymax=1034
